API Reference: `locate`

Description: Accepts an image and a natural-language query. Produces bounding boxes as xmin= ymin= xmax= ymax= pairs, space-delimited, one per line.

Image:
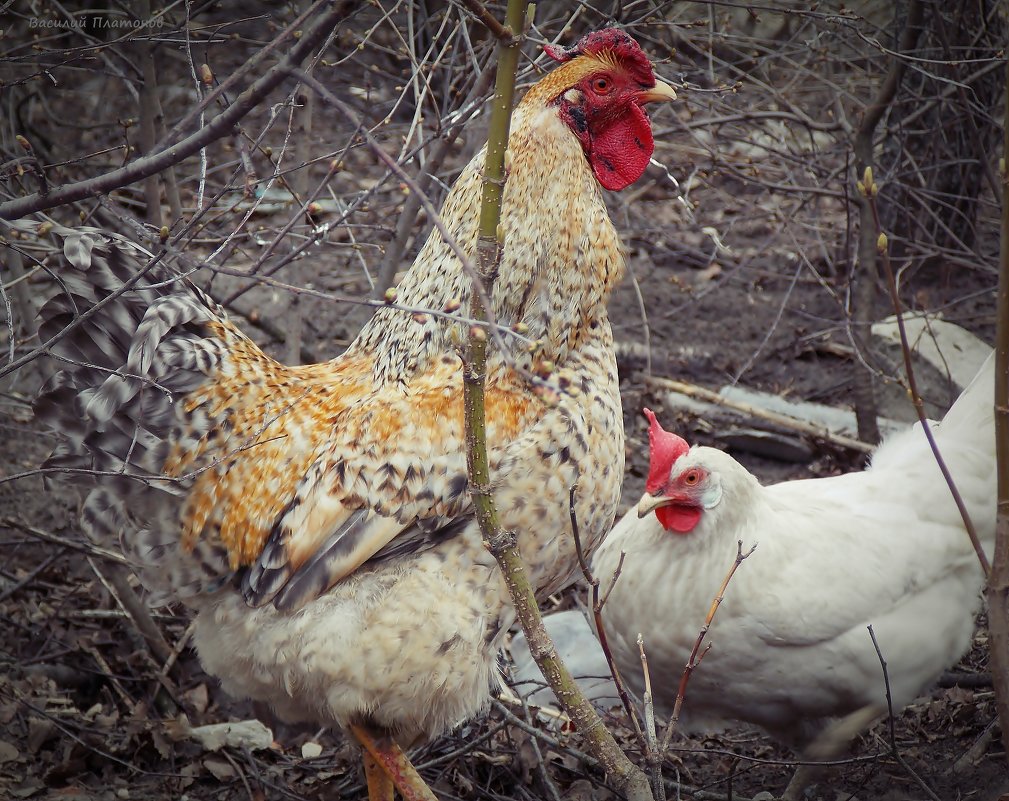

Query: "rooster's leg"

xmin=363 ymin=750 xmax=394 ymax=801
xmin=350 ymin=722 xmax=438 ymax=801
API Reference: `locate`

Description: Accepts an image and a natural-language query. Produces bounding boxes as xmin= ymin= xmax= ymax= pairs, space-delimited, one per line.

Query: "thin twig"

xmin=285 ymin=68 xmax=509 ymax=357
xmin=638 ymin=635 xmax=665 ymax=801
xmin=0 ymin=549 xmax=64 ymax=605
xmin=87 ymin=559 xmax=174 ymax=665
xmin=659 ymin=540 xmax=756 ymax=754
xmin=987 ymin=49 xmax=1009 ymax=768
xmin=518 ymin=696 xmax=564 ymax=801
xmin=569 ymin=488 xmax=646 ymax=746
xmin=862 ymin=175 xmax=990 ymax=576
xmin=3 ymin=517 xmax=129 ymax=565
xmin=866 ymin=625 xmax=942 ymax=801
xmin=848 ymin=0 xmax=924 ymax=444
xmin=0 ymin=2 xmax=352 ymax=220
xmin=460 ymin=0 xmax=516 ymax=41
xmin=375 ymin=61 xmax=497 ymax=294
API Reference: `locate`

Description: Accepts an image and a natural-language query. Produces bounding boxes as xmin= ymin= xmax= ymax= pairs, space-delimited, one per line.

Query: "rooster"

xmin=593 ymin=357 xmax=995 ymax=798
xmin=33 ymin=29 xmax=675 ymax=800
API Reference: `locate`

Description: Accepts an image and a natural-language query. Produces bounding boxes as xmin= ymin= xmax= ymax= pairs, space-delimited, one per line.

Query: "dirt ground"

xmin=1 ymin=3 xmax=1006 ymax=801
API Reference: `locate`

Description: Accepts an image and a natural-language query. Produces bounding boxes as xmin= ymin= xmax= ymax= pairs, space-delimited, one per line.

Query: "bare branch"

xmin=866 ymin=625 xmax=943 ymax=801
xmin=862 ymin=174 xmax=990 ymax=576
xmin=569 ymin=489 xmax=646 ymax=747
xmin=986 ymin=49 xmax=1009 ymax=771
xmin=459 ymin=0 xmax=517 ymax=42
xmin=659 ymin=540 xmax=756 ymax=753
xmin=0 ymin=2 xmax=353 ymax=220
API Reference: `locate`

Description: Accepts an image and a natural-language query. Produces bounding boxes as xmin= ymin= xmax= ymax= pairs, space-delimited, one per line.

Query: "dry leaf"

xmin=165 ymin=715 xmax=274 ymax=752
xmin=183 ymin=683 xmax=210 ymax=716
xmin=82 ymin=702 xmax=102 ymax=722
xmin=9 ymin=777 xmax=44 ymax=798
xmin=204 ymin=756 xmax=237 ymax=781
xmin=564 ymin=779 xmax=596 ymax=801
xmin=0 ymin=740 xmax=19 ymax=763
xmin=695 ymin=262 xmax=722 ymax=282
xmin=0 ymin=702 xmax=17 ymax=725
xmin=26 ymin=718 xmax=56 ymax=753
xmin=151 ymin=728 xmax=174 ymax=760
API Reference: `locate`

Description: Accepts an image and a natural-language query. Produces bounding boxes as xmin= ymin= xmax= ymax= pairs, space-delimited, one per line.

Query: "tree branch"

xmin=849 ymin=0 xmax=925 ymax=444
xmin=461 ymin=6 xmax=653 ymax=800
xmin=570 ymin=489 xmax=645 ymax=747
xmin=0 ymin=2 xmax=353 ymax=220
xmin=861 ymin=172 xmax=990 ymax=576
xmin=460 ymin=0 xmax=517 ymax=42
xmin=659 ymin=541 xmax=756 ymax=753
xmin=986 ymin=51 xmax=1009 ymax=770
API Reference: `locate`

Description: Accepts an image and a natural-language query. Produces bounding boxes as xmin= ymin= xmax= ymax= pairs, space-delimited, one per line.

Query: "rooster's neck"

xmin=352 ymin=102 xmax=626 ymax=384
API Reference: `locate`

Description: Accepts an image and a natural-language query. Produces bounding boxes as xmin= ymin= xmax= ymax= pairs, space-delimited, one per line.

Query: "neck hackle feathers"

xmin=643 ymin=408 xmax=689 ymax=493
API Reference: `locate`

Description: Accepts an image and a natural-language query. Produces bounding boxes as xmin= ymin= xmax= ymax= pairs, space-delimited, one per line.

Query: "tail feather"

xmin=930 ymin=349 xmax=997 ymax=555
xmin=87 ymin=294 xmax=219 ymax=425
xmin=936 ymin=349 xmax=996 ymax=445
xmin=33 ymin=224 xmax=238 ymax=602
xmin=871 ymin=348 xmax=995 ymax=471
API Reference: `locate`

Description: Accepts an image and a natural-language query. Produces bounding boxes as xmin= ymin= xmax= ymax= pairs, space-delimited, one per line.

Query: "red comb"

xmin=643 ymin=408 xmax=689 ymax=493
xmin=544 ymin=29 xmax=653 ymax=84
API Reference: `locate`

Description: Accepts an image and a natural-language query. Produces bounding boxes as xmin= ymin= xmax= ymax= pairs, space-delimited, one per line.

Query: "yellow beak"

xmin=638 ymin=79 xmax=677 ymax=105
xmin=636 ymin=492 xmax=673 ymax=518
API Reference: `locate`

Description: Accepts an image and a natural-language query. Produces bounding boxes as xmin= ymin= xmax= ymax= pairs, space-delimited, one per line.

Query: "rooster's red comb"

xmin=543 ymin=29 xmax=653 ymax=85
xmin=643 ymin=408 xmax=689 ymax=493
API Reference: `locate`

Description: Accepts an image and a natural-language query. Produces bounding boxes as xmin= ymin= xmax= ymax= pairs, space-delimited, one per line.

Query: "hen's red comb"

xmin=643 ymin=407 xmax=689 ymax=493
xmin=544 ymin=29 xmax=654 ymax=85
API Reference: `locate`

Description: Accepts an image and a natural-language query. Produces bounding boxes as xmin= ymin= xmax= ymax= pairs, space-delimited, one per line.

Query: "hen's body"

xmin=35 ymin=31 xmax=674 ymax=745
xmin=595 ymin=357 xmax=995 ymax=748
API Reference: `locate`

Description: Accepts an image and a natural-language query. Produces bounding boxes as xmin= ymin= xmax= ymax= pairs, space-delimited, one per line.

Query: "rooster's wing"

xmin=35 ymin=226 xmax=540 ymax=612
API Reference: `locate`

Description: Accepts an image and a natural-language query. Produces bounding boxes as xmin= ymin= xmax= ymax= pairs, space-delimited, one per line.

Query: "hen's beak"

xmin=637 ymin=492 xmax=674 ymax=518
xmin=638 ymin=79 xmax=677 ymax=105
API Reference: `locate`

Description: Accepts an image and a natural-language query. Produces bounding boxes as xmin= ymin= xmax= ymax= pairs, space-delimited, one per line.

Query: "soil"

xmin=0 ymin=5 xmax=1005 ymax=801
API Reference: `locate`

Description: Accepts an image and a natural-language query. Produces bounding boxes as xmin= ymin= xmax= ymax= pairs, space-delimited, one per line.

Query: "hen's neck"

xmin=351 ymin=102 xmax=625 ymax=383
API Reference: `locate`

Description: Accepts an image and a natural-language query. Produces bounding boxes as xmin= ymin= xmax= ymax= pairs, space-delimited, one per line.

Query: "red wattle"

xmin=656 ymin=504 xmax=701 ymax=534
xmin=589 ymin=103 xmax=654 ymax=191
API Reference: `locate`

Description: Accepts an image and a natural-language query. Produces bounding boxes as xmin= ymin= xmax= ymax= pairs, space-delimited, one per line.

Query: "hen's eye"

xmin=683 ymin=470 xmax=700 ymax=486
xmin=592 ymin=77 xmax=612 ymax=94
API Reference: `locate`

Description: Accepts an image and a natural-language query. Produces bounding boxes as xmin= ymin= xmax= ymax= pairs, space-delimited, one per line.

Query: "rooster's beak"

xmin=636 ymin=492 xmax=674 ymax=518
xmin=637 ymin=79 xmax=677 ymax=105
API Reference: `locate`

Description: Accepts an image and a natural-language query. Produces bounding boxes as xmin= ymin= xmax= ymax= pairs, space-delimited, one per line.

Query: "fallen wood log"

xmin=642 ymin=374 xmax=875 ymax=454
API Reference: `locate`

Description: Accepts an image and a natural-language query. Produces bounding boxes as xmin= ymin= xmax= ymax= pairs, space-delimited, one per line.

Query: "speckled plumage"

xmin=35 ymin=31 xmax=672 ymax=744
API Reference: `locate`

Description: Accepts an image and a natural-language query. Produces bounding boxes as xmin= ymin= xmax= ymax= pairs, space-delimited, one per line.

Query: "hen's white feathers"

xmin=594 ymin=353 xmax=995 ymax=746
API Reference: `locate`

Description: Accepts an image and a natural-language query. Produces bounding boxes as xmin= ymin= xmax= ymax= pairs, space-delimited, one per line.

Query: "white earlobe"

xmin=701 ymin=481 xmax=723 ymax=510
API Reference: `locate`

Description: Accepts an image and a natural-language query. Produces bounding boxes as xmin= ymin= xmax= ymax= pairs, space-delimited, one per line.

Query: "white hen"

xmin=594 ymin=353 xmax=996 ymax=762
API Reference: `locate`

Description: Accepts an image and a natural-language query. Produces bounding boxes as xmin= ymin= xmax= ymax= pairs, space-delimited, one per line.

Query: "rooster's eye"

xmin=591 ymin=77 xmax=612 ymax=95
xmin=683 ymin=470 xmax=700 ymax=486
